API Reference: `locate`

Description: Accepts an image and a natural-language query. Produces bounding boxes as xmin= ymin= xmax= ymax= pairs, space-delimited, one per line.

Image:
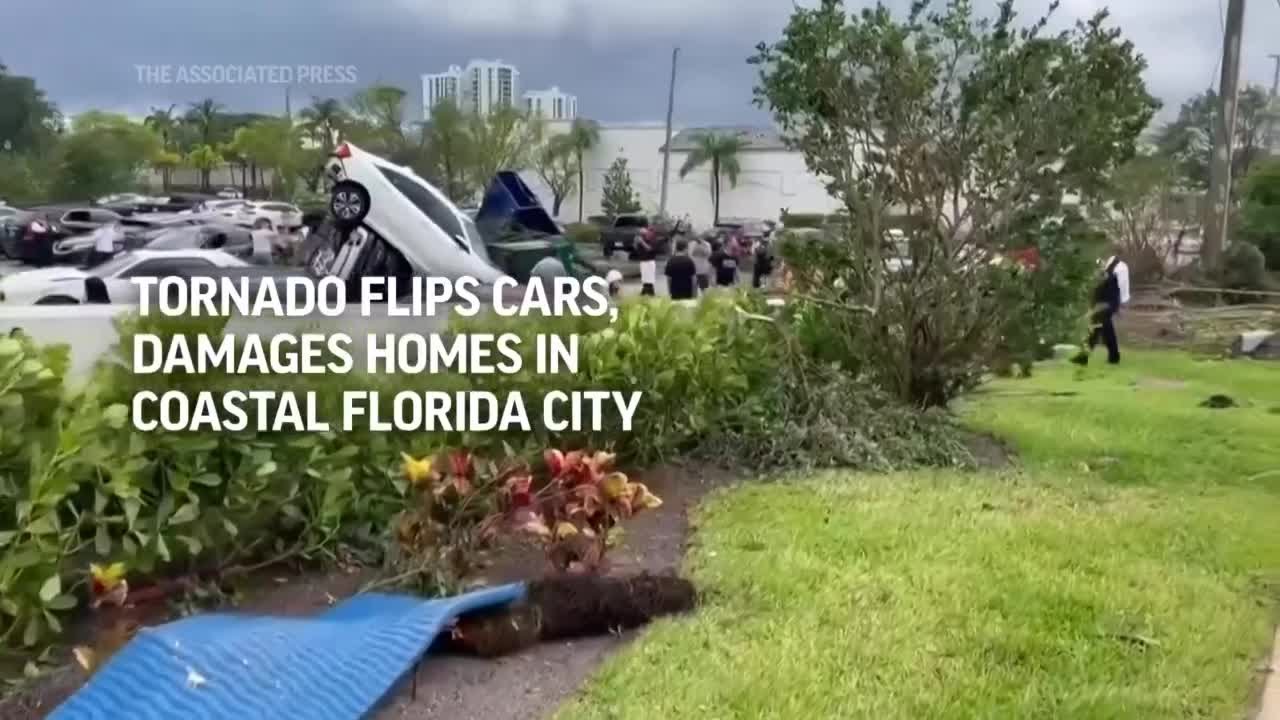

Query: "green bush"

xmin=1219 ymin=241 xmax=1271 ymax=303
xmin=0 ymin=295 xmax=967 ymax=657
xmin=563 ymin=222 xmax=602 ymax=245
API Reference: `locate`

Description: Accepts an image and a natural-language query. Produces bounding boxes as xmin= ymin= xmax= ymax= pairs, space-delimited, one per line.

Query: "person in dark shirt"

xmin=710 ymin=241 xmax=739 ymax=287
xmin=752 ymin=239 xmax=774 ymax=289
xmin=1072 ymin=252 xmax=1130 ymax=366
xmin=665 ymin=239 xmax=698 ymax=300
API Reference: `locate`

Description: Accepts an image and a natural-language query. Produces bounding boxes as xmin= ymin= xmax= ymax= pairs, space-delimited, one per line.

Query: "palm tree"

xmin=678 ymin=132 xmax=746 ymax=225
xmin=566 ymin=119 xmax=599 ymax=222
xmin=144 ymin=105 xmax=179 ymax=189
xmin=185 ymin=99 xmax=224 ymax=189
xmin=185 ymin=144 xmax=223 ymax=192
xmin=185 ymin=99 xmax=223 ymax=146
xmin=299 ymin=97 xmax=348 ymax=154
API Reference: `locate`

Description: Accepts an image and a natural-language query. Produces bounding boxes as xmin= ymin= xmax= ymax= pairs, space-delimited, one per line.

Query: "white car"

xmin=188 ymin=199 xmax=249 ymax=219
xmin=234 ymin=201 xmax=303 ymax=233
xmin=323 ymin=142 xmax=503 ymax=283
xmin=0 ymin=249 xmax=248 ymax=305
xmin=216 ymin=187 xmax=244 ymax=199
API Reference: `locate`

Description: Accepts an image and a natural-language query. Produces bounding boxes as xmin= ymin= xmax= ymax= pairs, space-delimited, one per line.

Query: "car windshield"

xmin=90 ymin=253 xmax=138 ymax=277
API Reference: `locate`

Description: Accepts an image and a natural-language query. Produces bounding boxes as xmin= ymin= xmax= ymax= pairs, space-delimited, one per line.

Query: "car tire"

xmin=35 ymin=295 xmax=80 ymax=305
xmin=330 ymin=181 xmax=370 ymax=230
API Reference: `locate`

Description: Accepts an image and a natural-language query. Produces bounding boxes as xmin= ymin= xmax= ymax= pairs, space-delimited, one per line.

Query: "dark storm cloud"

xmin=0 ymin=0 xmax=1277 ymax=124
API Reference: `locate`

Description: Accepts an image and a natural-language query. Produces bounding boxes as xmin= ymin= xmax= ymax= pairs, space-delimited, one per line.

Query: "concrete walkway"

xmin=1259 ymin=627 xmax=1280 ymax=720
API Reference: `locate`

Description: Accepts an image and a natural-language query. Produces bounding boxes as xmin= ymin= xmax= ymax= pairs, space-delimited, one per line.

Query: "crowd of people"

xmin=628 ymin=229 xmax=780 ymax=301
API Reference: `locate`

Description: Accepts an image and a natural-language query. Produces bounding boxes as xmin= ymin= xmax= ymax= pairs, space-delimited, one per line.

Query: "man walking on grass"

xmin=1072 ymin=251 xmax=1130 ymax=366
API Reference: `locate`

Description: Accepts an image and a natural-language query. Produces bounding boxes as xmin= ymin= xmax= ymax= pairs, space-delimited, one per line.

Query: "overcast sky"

xmin=1 ymin=0 xmax=1277 ymax=127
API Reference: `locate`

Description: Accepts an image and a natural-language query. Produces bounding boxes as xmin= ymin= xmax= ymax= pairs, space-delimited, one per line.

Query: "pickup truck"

xmin=600 ymin=214 xmax=672 ymax=259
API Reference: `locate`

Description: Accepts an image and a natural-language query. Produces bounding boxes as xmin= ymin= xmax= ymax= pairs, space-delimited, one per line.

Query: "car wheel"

xmin=330 ymin=181 xmax=370 ymax=230
xmin=35 ymin=295 xmax=80 ymax=305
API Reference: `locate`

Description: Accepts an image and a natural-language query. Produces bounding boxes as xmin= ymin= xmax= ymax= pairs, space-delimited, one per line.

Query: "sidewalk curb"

xmin=1258 ymin=627 xmax=1280 ymax=720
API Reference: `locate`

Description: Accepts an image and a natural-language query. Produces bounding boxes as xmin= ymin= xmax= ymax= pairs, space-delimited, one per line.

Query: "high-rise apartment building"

xmin=460 ymin=59 xmax=519 ymax=116
xmin=421 ymin=65 xmax=463 ymax=116
xmin=523 ymin=86 xmax=578 ymax=121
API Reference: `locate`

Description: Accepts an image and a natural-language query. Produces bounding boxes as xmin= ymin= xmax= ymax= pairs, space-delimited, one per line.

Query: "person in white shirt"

xmin=88 ymin=222 xmax=123 ymax=266
xmin=1072 ymin=252 xmax=1130 ymax=366
xmin=250 ymin=226 xmax=276 ymax=265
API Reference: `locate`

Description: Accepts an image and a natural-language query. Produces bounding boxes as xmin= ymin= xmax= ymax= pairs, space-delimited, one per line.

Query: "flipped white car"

xmin=322 ymin=142 xmax=504 ymax=283
xmin=0 ymin=249 xmax=248 ymax=305
xmin=234 ymin=201 xmax=303 ymax=233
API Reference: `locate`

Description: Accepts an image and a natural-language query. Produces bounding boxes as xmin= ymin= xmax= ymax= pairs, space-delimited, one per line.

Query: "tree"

xmin=299 ymin=96 xmax=347 ymax=153
xmin=419 ymin=102 xmax=477 ymax=203
xmin=466 ymin=107 xmax=543 ymax=194
xmin=677 ymin=132 xmax=745 ymax=224
xmin=566 ymin=118 xmax=600 ymax=221
xmin=1239 ymin=159 xmax=1280 ymax=270
xmin=1086 ymin=154 xmax=1189 ymax=281
xmin=1155 ymin=85 xmax=1271 ymax=189
xmin=751 ymin=0 xmax=1156 ymax=406
xmin=0 ymin=62 xmax=60 ymax=153
xmin=232 ymin=119 xmax=303 ymax=198
xmin=185 ymin=99 xmax=224 ymax=189
xmin=347 ymin=85 xmax=407 ymax=156
xmin=52 ymin=113 xmax=161 ymax=200
xmin=185 ymin=144 xmax=223 ymax=192
xmin=535 ymin=135 xmax=578 ymax=216
xmin=144 ymin=105 xmax=180 ymax=189
xmin=601 ymin=157 xmax=642 ymax=217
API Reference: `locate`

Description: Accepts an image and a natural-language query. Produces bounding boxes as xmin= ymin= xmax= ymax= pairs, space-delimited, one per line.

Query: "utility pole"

xmin=658 ymin=47 xmax=679 ymax=219
xmin=1203 ymin=0 xmax=1246 ymax=271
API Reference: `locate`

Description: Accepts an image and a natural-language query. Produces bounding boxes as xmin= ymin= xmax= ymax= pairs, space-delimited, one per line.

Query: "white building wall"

xmin=519 ymin=123 xmax=841 ymax=225
xmin=523 ymin=87 xmax=578 ymax=121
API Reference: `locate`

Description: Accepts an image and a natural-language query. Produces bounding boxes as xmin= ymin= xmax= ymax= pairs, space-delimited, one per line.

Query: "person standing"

xmin=633 ymin=231 xmax=657 ymax=296
xmin=690 ymin=233 xmax=713 ymax=293
xmin=664 ymin=239 xmax=698 ymax=300
xmin=752 ymin=238 xmax=775 ymax=290
xmin=710 ymin=239 xmax=739 ymax=288
xmin=250 ymin=225 xmax=276 ymax=266
xmin=1072 ymin=251 xmax=1130 ymax=366
xmin=87 ymin=222 xmax=123 ymax=267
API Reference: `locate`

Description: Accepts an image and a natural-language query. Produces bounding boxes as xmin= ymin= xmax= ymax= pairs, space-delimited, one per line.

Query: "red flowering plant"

xmin=388 ymin=449 xmax=513 ymax=594
xmin=500 ymin=449 xmax=662 ymax=575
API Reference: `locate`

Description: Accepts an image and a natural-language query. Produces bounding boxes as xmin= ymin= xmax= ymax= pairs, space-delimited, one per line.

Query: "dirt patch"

xmin=961 ymin=431 xmax=1017 ymax=470
xmin=373 ymin=463 xmax=734 ymax=720
xmin=1 ymin=464 xmax=732 ymax=720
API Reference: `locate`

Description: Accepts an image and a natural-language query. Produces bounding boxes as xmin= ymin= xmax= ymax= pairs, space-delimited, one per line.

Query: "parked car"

xmin=94 ymin=193 xmax=152 ymax=207
xmin=0 ymin=249 xmax=249 ymax=305
xmin=2 ymin=207 xmax=123 ymax=264
xmin=317 ymin=141 xmax=504 ymax=284
xmin=144 ymin=223 xmax=256 ymax=261
xmin=232 ymin=201 xmax=304 ymax=233
xmin=601 ymin=213 xmax=671 ymax=258
xmin=188 ymin=198 xmax=249 ymax=218
xmin=216 ymin=187 xmax=244 ymax=199
xmin=51 ymin=214 xmax=211 ymax=264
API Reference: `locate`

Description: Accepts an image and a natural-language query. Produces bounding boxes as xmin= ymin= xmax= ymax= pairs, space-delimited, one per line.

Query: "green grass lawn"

xmin=557 ymin=351 xmax=1280 ymax=719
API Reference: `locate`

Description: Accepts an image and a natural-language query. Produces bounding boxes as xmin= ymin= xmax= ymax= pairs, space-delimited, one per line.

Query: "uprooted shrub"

xmin=752 ymin=0 xmax=1157 ymax=406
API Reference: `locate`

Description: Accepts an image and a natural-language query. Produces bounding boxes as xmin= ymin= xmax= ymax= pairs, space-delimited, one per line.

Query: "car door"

xmin=107 ymin=256 xmax=217 ymax=304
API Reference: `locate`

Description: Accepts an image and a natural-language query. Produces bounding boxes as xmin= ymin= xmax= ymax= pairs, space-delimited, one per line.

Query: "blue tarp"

xmin=50 ymin=583 xmax=527 ymax=720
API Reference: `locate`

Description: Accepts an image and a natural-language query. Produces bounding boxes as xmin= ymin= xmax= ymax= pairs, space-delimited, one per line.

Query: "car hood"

xmin=0 ymin=267 xmax=89 ymax=290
